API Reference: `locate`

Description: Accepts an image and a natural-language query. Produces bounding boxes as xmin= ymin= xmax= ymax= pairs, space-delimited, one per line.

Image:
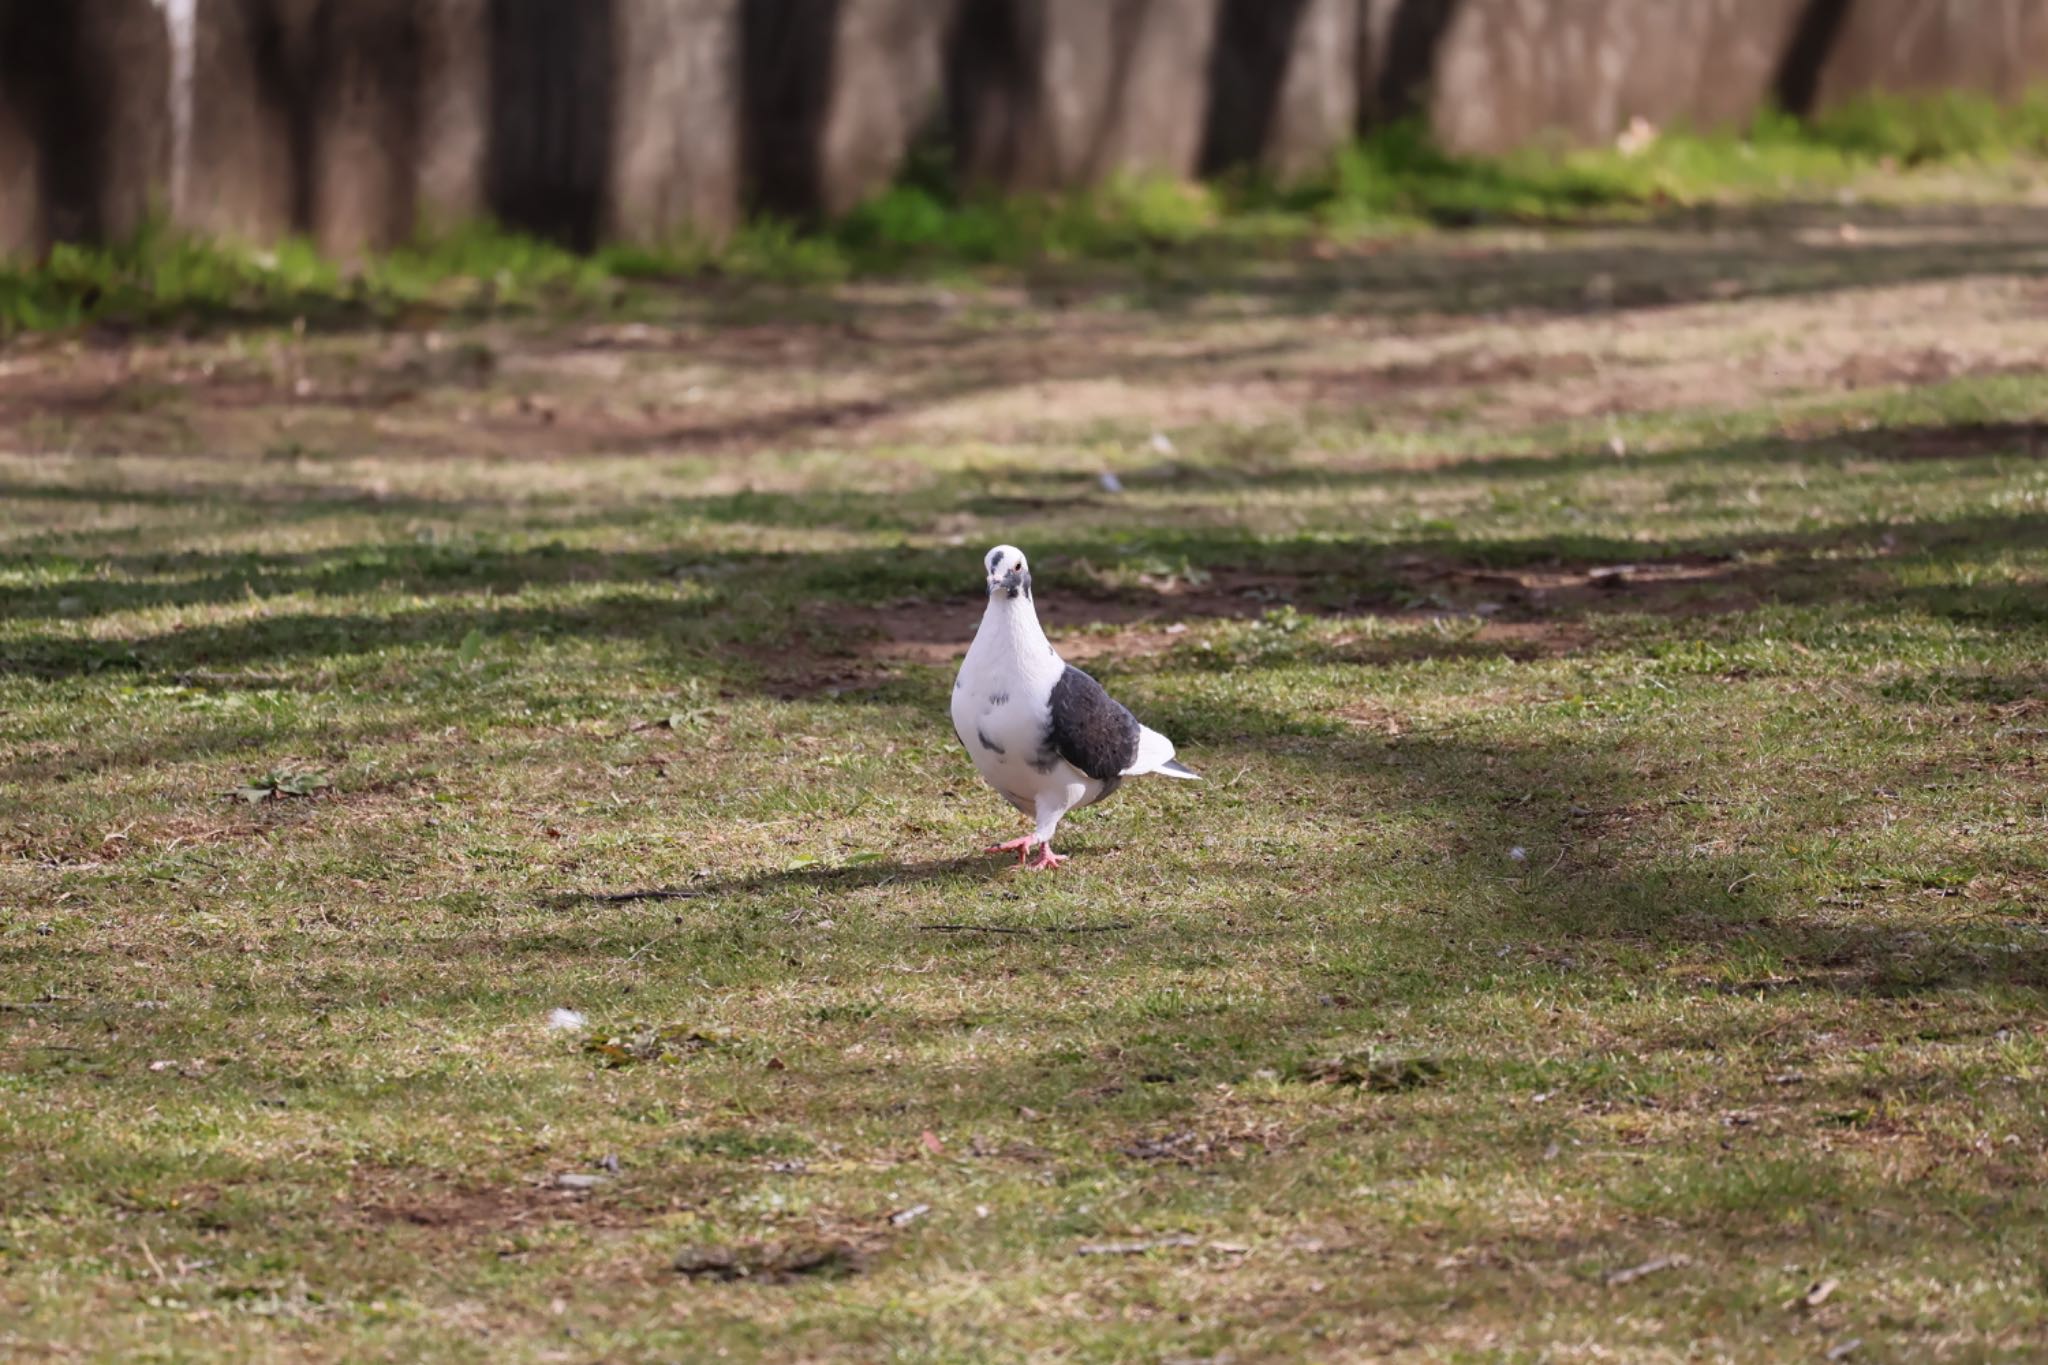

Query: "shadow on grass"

xmin=433 ymin=673 xmax=2048 ymax=1002
xmin=4 ymin=488 xmax=2045 ymax=688
xmin=1119 ymin=202 xmax=2048 ymax=320
xmin=5 ymin=414 xmax=2044 ymax=598
xmin=552 ymin=853 xmax=1016 ymax=906
xmin=7 ymin=415 xmax=2045 ymax=1000
xmin=3 ymin=202 xmax=2044 ymax=461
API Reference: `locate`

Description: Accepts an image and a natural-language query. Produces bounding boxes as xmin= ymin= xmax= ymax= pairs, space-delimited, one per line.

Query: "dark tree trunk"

xmin=487 ymin=0 xmax=616 ymax=251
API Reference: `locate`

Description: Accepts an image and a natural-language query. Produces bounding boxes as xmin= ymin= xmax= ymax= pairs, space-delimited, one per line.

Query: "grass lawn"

xmin=3 ymin=185 xmax=2048 ymax=1360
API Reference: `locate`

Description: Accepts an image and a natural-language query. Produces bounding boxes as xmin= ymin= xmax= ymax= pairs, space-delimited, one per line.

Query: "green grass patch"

xmin=1 ymin=158 xmax=2045 ymax=1361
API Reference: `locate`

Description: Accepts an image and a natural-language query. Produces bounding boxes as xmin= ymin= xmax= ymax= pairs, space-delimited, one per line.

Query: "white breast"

xmin=952 ymin=605 xmax=1072 ymax=814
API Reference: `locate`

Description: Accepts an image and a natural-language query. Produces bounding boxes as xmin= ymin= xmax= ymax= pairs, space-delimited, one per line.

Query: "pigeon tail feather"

xmin=1123 ymin=725 xmax=1197 ymax=779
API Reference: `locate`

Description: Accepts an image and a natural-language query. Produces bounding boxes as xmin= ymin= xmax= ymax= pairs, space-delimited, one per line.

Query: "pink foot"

xmin=985 ymin=835 xmax=1034 ymax=866
xmin=1027 ymin=846 xmax=1068 ymax=871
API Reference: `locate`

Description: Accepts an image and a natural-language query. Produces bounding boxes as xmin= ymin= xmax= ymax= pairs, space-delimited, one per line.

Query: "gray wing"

xmin=1043 ymin=665 xmax=1140 ymax=782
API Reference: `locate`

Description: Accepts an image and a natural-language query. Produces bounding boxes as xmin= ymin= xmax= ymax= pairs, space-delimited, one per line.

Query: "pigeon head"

xmin=984 ymin=545 xmax=1031 ymax=600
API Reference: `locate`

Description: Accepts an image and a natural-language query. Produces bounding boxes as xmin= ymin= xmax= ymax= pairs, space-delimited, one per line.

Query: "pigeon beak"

xmin=990 ymin=567 xmax=1026 ymax=598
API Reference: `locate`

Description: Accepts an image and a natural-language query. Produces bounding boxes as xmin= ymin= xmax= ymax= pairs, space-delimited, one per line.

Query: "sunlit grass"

xmin=2 ymin=182 xmax=2046 ymax=1361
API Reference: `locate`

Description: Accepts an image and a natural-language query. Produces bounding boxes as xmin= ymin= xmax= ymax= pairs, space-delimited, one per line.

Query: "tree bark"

xmin=611 ymin=0 xmax=743 ymax=243
xmin=952 ymin=0 xmax=1224 ymax=192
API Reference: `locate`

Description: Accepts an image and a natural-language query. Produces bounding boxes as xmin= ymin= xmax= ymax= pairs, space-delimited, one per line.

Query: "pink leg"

xmin=1026 ymin=845 xmax=1068 ymax=871
xmin=985 ymin=835 xmax=1034 ymax=866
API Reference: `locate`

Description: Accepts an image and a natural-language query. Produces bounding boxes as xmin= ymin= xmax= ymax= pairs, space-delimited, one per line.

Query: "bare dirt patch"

xmin=1421 ymin=555 xmax=1767 ymax=619
xmin=1293 ymin=348 xmax=1605 ymax=404
xmin=671 ymin=1239 xmax=870 ymax=1282
xmin=751 ymin=552 xmax=1800 ymax=696
xmin=1830 ymin=348 xmax=2047 ymax=393
xmin=1119 ymin=1125 xmax=1290 ymax=1165
xmin=345 ymin=1170 xmax=648 ymax=1233
xmin=751 ymin=569 xmax=1358 ymax=694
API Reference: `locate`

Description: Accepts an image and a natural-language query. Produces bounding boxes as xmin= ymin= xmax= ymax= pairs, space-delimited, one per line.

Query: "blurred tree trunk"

xmin=181 ymin=0 xmax=303 ymax=245
xmin=486 ymin=0 xmax=614 ymax=250
xmin=180 ymin=0 xmax=429 ymax=256
xmin=950 ymin=0 xmax=1222 ymax=191
xmin=1426 ymin=0 xmax=1805 ymax=153
xmin=743 ymin=0 xmax=947 ymax=220
xmin=307 ymin=0 xmax=424 ymax=256
xmin=0 ymin=1 xmax=58 ymax=256
xmin=1357 ymin=0 xmax=1461 ymax=127
xmin=812 ymin=0 xmax=949 ymax=216
xmin=81 ymin=0 xmax=170 ymax=242
xmin=0 ymin=0 xmax=166 ymax=256
xmin=1202 ymin=0 xmax=1358 ymax=180
xmin=611 ymin=0 xmax=743 ymax=243
xmin=1815 ymin=0 xmax=2048 ymax=110
xmin=11 ymin=0 xmax=2048 ymax=260
xmin=415 ymin=0 xmax=490 ymax=232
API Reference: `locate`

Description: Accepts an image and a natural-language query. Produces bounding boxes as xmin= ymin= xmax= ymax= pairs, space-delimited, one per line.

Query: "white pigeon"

xmin=952 ymin=545 xmax=1198 ymax=869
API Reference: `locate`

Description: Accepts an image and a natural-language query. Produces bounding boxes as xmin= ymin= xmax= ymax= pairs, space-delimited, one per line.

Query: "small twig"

xmin=586 ymin=888 xmax=699 ymax=904
xmin=1604 ymin=1252 xmax=1691 ymax=1287
xmin=1386 ymin=714 xmax=1483 ymax=741
xmin=622 ymin=930 xmax=682 ymax=964
xmin=139 ymin=1237 xmax=168 ymax=1283
xmin=919 ymin=922 xmax=1133 ymax=936
xmin=1076 ymin=1236 xmax=1201 ymax=1256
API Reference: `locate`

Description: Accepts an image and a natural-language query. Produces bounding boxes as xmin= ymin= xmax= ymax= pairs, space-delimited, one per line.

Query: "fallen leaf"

xmin=919 ymin=1130 xmax=944 ymax=1156
xmin=1792 ymin=1277 xmax=1839 ymax=1311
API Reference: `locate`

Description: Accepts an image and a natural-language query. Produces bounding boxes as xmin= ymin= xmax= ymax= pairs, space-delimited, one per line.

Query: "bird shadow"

xmin=552 ymin=851 xmax=1021 ymax=907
